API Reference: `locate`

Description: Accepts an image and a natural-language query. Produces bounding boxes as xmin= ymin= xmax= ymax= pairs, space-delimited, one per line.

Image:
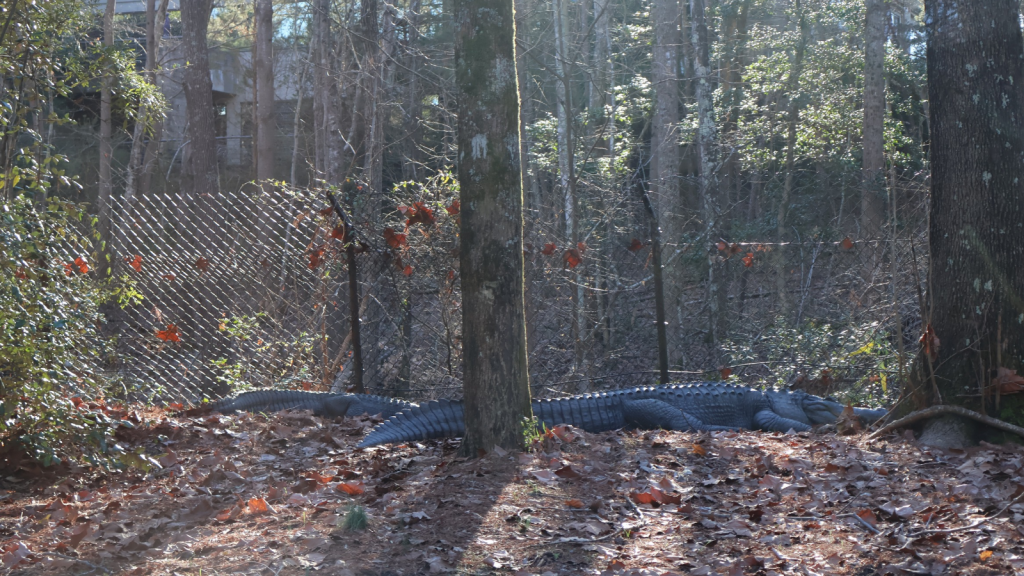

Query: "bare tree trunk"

xmin=401 ymin=0 xmax=422 ymax=182
xmin=255 ymin=0 xmax=275 ymax=182
xmin=862 ymin=0 xmax=888 ymax=305
xmin=313 ymin=0 xmax=342 ymax=184
xmin=125 ymin=0 xmax=167 ymax=205
xmin=592 ymin=0 xmax=613 ymax=156
xmin=690 ymin=0 xmax=721 ymax=346
xmin=775 ymin=0 xmax=807 ymax=320
xmin=363 ymin=3 xmax=396 ymax=206
xmin=910 ymin=0 xmax=1024 ymax=444
xmin=140 ymin=0 xmax=168 ymax=197
xmin=181 ymin=0 xmax=220 ymax=245
xmin=515 ymin=0 xmax=541 ymax=213
xmin=651 ymin=0 xmax=680 ymax=359
xmin=651 ymin=0 xmax=680 ymax=238
xmin=290 ymin=42 xmax=312 ymax=184
xmin=552 ymin=0 xmax=582 ymax=371
xmin=98 ymin=0 xmax=115 ymax=276
xmin=455 ymin=0 xmax=531 ymax=455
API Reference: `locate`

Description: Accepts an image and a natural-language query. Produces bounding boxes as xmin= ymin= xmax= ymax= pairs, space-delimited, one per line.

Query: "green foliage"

xmin=520 ymin=415 xmax=543 ymax=447
xmin=0 ymin=0 xmax=161 ymax=467
xmin=0 ymin=195 xmax=113 ymax=465
xmin=342 ymin=504 xmax=368 ymax=531
xmin=721 ymin=318 xmax=900 ymax=407
xmin=211 ymin=313 xmax=316 ymax=390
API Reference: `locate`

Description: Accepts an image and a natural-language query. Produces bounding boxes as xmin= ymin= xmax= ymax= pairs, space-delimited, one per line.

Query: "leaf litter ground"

xmin=2 ymin=407 xmax=1024 ymax=575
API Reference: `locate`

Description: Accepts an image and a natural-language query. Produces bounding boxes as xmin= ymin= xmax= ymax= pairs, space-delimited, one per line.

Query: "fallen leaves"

xmin=992 ymin=366 xmax=1024 ymax=394
xmin=4 ymin=400 xmax=1024 ymax=576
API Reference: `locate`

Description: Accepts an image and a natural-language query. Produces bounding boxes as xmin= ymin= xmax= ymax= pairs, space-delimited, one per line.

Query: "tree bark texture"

xmin=591 ymin=0 xmax=613 ymax=156
xmin=313 ymin=0 xmax=342 ymax=184
xmin=401 ymin=0 xmax=423 ymax=182
xmin=255 ymin=0 xmax=275 ymax=182
xmin=181 ymin=0 xmax=221 ymax=247
xmin=650 ymin=0 xmax=680 ymax=241
xmin=454 ymin=0 xmax=532 ymax=454
xmin=916 ymin=0 xmax=1024 ymax=420
xmin=98 ymin=0 xmax=115 ymax=276
xmin=862 ymin=0 xmax=887 ymax=304
xmin=690 ymin=0 xmax=722 ymax=346
xmin=124 ymin=0 xmax=162 ymax=205
xmin=140 ymin=0 xmax=169 ymax=197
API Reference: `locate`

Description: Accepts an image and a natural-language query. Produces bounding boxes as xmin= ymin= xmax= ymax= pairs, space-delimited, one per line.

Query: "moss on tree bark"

xmin=454 ymin=0 xmax=532 ymax=455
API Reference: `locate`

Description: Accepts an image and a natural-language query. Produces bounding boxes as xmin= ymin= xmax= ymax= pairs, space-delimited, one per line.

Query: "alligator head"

xmin=765 ymin=390 xmax=840 ymax=425
xmin=766 ymin=390 xmax=887 ymax=426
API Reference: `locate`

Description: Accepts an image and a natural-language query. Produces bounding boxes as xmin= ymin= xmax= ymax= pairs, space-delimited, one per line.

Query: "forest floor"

xmin=2 ymin=404 xmax=1023 ymax=576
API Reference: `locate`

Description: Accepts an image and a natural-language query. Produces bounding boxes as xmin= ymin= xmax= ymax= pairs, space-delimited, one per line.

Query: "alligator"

xmin=209 ymin=389 xmax=415 ymax=419
xmin=358 ymin=383 xmax=889 ymax=447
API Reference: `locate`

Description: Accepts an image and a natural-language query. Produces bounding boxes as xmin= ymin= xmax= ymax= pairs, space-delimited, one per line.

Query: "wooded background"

xmin=8 ymin=0 xmax=930 ymax=408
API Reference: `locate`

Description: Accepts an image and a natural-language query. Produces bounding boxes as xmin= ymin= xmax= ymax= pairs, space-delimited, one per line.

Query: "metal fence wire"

xmin=105 ymin=173 xmax=927 ymax=406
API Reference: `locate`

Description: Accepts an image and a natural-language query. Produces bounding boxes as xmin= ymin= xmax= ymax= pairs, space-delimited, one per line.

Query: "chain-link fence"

xmin=103 ymin=169 xmax=927 ymax=406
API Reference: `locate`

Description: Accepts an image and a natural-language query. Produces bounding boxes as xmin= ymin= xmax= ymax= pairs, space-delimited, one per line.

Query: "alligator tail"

xmin=358 ymin=399 xmax=466 ymax=447
xmin=211 ymin=390 xmax=330 ymax=414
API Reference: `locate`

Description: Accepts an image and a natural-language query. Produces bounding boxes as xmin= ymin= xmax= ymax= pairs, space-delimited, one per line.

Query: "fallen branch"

xmin=867 ymin=405 xmax=1024 ymax=441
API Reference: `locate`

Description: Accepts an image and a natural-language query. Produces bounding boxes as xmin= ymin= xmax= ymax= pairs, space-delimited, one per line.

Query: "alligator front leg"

xmin=622 ymin=399 xmax=736 ymax=432
xmin=754 ymin=409 xmax=812 ymax=432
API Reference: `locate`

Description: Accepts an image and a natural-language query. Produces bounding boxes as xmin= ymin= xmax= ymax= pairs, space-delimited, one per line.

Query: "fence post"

xmin=326 ymin=191 xmax=364 ymax=393
xmin=641 ymin=189 xmax=670 ymax=384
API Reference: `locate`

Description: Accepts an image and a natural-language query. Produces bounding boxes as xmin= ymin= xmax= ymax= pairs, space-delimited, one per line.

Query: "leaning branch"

xmin=868 ymin=404 xmax=1024 ymax=441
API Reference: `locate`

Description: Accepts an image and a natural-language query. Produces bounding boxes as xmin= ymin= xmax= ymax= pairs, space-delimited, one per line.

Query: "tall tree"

xmin=181 ymin=0 xmax=220 ymax=246
xmin=140 ymin=0 xmax=170 ymax=196
xmin=181 ymin=0 xmax=219 ymax=197
xmin=862 ymin=0 xmax=887 ymax=303
xmin=125 ymin=0 xmax=166 ymax=204
xmin=912 ymin=0 xmax=1024 ymax=445
xmin=454 ymin=0 xmax=532 ymax=454
xmin=551 ymin=0 xmax=583 ymax=369
xmin=98 ymin=0 xmax=115 ymax=275
xmin=650 ymin=0 xmax=680 ymax=242
xmin=312 ymin=0 xmax=342 ymax=184
xmin=690 ymin=0 xmax=721 ymax=344
xmin=254 ymin=0 xmax=275 ymax=182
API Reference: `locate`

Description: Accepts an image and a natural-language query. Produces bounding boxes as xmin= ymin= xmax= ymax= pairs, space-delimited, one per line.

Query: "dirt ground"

xmin=2 ymin=404 xmax=1023 ymax=575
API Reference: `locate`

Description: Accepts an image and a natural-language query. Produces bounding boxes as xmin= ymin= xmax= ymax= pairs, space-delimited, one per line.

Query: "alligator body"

xmin=358 ymin=383 xmax=888 ymax=447
xmin=210 ymin=389 xmax=415 ymax=419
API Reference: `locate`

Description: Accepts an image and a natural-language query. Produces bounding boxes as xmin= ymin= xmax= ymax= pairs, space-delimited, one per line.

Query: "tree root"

xmin=868 ymin=405 xmax=1024 ymax=442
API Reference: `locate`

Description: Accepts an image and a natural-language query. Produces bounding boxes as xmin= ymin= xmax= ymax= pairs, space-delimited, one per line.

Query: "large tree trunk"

xmin=98 ymin=0 xmax=115 ymax=276
xmin=181 ymin=0 xmax=220 ymax=245
xmin=181 ymin=0 xmax=219 ymax=199
xmin=911 ymin=0 xmax=1024 ymax=447
xmin=861 ymin=0 xmax=887 ymax=306
xmin=454 ymin=0 xmax=531 ymax=454
xmin=650 ymin=0 xmax=680 ymax=245
xmin=690 ymin=0 xmax=722 ymax=347
xmin=362 ymin=3 xmax=396 ymax=206
xmin=313 ymin=0 xmax=342 ymax=184
xmin=254 ymin=0 xmax=275 ymax=182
